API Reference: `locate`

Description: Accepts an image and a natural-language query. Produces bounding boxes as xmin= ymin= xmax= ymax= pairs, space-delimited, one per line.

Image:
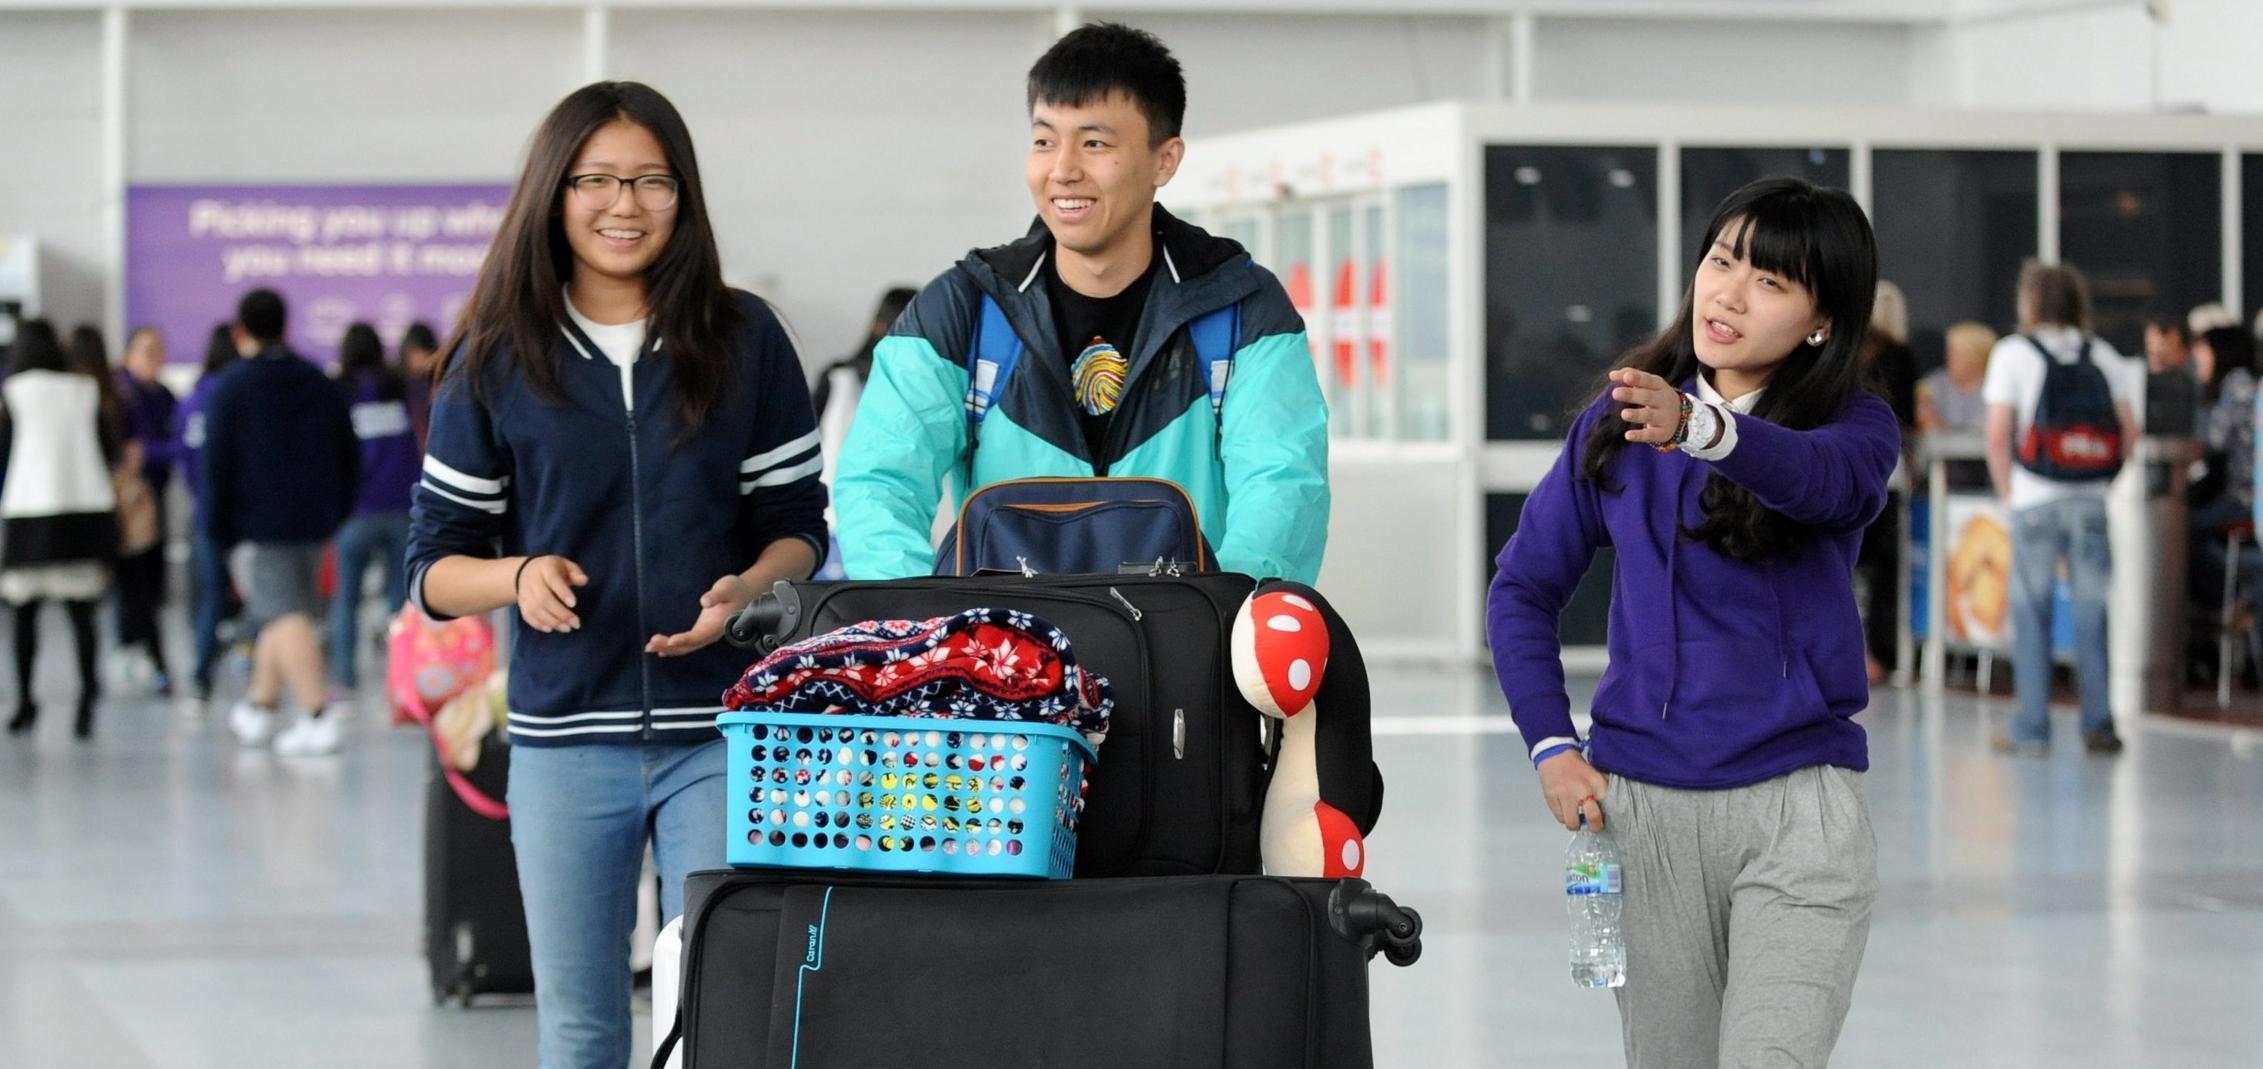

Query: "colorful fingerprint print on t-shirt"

xmin=1071 ymin=338 xmax=1127 ymax=416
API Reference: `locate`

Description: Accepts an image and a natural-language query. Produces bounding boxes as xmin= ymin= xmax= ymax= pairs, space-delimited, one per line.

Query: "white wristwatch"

xmin=1682 ymin=397 xmax=1724 ymax=452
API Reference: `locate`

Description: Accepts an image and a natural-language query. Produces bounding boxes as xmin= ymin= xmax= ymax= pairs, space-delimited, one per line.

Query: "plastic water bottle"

xmin=1566 ymin=815 xmax=1626 ymax=988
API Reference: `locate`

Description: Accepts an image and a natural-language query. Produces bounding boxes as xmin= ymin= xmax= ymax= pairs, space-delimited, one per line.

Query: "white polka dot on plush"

xmin=1288 ymin=659 xmax=1313 ymax=691
xmin=1267 ymin=614 xmax=1303 ymax=633
xmin=1341 ymin=840 xmax=1361 ymax=870
xmin=1282 ymin=594 xmax=1315 ymax=611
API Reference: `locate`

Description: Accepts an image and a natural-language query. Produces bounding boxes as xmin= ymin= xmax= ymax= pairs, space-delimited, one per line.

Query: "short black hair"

xmin=2145 ymin=316 xmax=2189 ymax=343
xmin=237 ymin=288 xmax=287 ymax=343
xmin=1027 ymin=22 xmax=1186 ymax=144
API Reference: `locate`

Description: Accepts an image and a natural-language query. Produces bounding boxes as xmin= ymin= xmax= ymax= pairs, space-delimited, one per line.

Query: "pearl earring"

xmin=1807 ymin=330 xmax=1828 ymax=347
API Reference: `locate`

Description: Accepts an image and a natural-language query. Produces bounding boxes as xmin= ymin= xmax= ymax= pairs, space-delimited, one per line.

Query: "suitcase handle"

xmin=1328 ymin=878 xmax=1423 ymax=967
xmin=725 ymin=582 xmax=800 ymax=651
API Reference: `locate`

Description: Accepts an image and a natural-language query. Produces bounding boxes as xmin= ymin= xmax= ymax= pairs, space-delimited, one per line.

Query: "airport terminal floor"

xmin=2 ymin=610 xmax=2259 ymax=1069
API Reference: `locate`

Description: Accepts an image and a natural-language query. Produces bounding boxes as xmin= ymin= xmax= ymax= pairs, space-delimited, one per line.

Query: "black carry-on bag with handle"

xmin=650 ymin=867 xmax=1421 ymax=1069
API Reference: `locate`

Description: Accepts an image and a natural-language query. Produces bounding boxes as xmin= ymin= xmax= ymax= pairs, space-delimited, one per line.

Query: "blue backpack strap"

xmin=965 ymin=293 xmax=1022 ymax=430
xmin=1188 ymin=301 xmax=1240 ymax=419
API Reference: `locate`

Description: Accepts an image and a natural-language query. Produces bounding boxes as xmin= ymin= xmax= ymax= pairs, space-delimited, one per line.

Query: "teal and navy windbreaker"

xmin=406 ymin=291 xmax=828 ymax=748
xmin=836 ymin=205 xmax=1329 ymax=582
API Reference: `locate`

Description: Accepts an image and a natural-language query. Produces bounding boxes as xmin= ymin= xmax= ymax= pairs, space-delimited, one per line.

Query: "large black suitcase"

xmin=424 ymin=738 xmax=535 ymax=1005
xmin=653 ymin=867 xmax=1421 ymax=1069
xmin=727 ymin=573 xmax=1382 ymax=879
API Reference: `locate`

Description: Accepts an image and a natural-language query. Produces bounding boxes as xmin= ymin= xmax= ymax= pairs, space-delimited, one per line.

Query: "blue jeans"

xmin=188 ymin=525 xmax=238 ymax=697
xmin=2009 ymin=496 xmax=2114 ymax=742
xmin=508 ymin=738 xmax=727 ymax=1069
xmin=327 ymin=510 xmax=410 ymax=688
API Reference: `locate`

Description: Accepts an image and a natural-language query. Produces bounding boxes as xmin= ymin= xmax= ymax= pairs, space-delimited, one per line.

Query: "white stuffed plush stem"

xmin=1261 ymin=711 xmax=1324 ymax=876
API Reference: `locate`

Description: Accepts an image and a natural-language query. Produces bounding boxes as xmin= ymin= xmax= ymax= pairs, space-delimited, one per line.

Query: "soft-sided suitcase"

xmin=727 ymin=572 xmax=1382 ymax=878
xmin=651 ymin=867 xmax=1421 ymax=1069
xmin=424 ymin=737 xmax=534 ymax=1005
xmin=932 ymin=476 xmax=1216 ymax=577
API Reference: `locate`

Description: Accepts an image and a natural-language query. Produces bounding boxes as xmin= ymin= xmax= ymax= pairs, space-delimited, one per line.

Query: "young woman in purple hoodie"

xmin=1489 ymin=177 xmax=1898 ymax=1068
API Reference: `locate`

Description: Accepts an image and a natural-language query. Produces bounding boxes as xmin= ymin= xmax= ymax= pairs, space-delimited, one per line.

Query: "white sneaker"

xmin=176 ymin=693 xmax=209 ymax=721
xmin=229 ymin=702 xmax=277 ymax=747
xmin=273 ymin=712 xmax=344 ymax=757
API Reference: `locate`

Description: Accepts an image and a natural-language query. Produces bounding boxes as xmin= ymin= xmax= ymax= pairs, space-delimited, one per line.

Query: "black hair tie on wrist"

xmin=514 ymin=555 xmax=543 ymax=596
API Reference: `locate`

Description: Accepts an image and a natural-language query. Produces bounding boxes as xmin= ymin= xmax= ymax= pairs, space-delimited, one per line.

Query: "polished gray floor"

xmin=3 ymin=617 xmax=2261 ymax=1067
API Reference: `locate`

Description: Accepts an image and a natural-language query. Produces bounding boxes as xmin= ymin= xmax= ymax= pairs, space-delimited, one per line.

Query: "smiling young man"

xmin=834 ymin=22 xmax=1329 ymax=582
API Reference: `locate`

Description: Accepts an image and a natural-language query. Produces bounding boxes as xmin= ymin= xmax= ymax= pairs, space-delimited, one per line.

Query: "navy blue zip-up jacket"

xmin=201 ymin=346 xmax=359 ymax=548
xmin=406 ymin=292 xmax=828 ymax=748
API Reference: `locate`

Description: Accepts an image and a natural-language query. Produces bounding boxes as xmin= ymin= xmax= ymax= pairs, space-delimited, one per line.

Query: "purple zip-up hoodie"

xmin=1487 ymin=383 xmax=1900 ymax=790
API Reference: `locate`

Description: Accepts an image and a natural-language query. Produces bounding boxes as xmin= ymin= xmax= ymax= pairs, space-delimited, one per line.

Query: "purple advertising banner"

xmin=126 ymin=183 xmax=511 ymax=365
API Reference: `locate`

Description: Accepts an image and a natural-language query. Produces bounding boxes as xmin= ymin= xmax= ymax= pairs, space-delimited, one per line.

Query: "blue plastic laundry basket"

xmin=719 ymin=710 xmax=1094 ymax=879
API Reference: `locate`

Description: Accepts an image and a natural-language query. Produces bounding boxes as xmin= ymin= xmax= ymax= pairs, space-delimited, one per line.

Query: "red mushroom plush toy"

xmin=1231 ymin=582 xmax=1381 ymax=878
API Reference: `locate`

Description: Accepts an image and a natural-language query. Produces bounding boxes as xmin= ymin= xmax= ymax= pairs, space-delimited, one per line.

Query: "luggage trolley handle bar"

xmin=1328 ymin=878 xmax=1424 ymax=967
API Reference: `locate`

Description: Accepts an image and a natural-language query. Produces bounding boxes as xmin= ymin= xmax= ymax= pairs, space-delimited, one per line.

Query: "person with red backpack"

xmin=1982 ymin=261 xmax=2139 ymax=756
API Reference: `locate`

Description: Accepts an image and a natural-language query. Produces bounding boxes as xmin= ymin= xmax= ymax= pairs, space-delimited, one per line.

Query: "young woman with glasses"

xmin=406 ymin=81 xmax=826 ymax=1067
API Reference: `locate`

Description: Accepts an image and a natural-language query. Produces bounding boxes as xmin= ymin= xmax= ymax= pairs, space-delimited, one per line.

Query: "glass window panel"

xmin=1680 ymin=147 xmax=1850 ymax=274
xmin=1484 ymin=145 xmax=1658 ymax=442
xmin=1326 ymin=203 xmax=1359 ymax=437
xmin=1872 ymin=150 xmax=2039 ymax=376
xmin=1485 ymin=493 xmax=1613 ymax=646
xmin=1218 ymin=215 xmax=1261 ymax=255
xmin=1394 ymin=183 xmax=1451 ymax=442
xmin=1272 ymin=206 xmax=1328 ymax=430
xmin=1363 ymin=202 xmax=1388 ymax=438
xmin=2059 ymin=151 xmax=2221 ymax=356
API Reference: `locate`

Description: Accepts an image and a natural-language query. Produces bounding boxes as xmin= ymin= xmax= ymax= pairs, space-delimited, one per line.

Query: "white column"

xmin=1657 ymin=140 xmax=1680 ymax=329
xmin=583 ymin=5 xmax=609 ymax=85
xmin=2038 ymin=144 xmax=2060 ymax=264
xmin=1508 ymin=12 xmax=1535 ymax=106
xmin=2223 ymin=147 xmax=2241 ymax=314
xmin=1851 ymin=141 xmax=1874 ymax=215
xmin=101 ymin=4 xmax=127 ymax=341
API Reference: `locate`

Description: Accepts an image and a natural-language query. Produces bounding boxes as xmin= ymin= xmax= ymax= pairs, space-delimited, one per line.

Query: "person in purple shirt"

xmin=1487 ymin=178 xmax=1896 ymax=1068
xmin=173 ymin=323 xmax=242 ymax=717
xmin=328 ymin=322 xmax=418 ymax=703
xmin=115 ymin=326 xmax=180 ymax=694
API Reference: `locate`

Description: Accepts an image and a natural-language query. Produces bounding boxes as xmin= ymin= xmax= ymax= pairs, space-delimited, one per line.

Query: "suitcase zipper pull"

xmin=1173 ymin=709 xmax=1185 ymax=759
xmin=1108 ymin=587 xmax=1142 ymax=620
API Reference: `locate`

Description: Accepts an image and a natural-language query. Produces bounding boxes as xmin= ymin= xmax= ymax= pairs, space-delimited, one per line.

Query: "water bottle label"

xmin=1565 ymin=862 xmax=1622 ymax=896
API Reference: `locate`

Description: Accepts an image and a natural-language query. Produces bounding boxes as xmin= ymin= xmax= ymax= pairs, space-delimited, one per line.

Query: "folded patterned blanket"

xmin=722 ymin=608 xmax=1113 ymax=743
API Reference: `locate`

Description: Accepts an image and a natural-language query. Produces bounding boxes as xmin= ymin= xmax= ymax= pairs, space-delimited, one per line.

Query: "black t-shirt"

xmin=1047 ymin=254 xmax=1158 ymax=462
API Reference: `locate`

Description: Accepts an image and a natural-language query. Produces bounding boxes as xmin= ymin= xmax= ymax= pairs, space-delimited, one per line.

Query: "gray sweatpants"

xmin=1604 ymin=765 xmax=1877 ymax=1069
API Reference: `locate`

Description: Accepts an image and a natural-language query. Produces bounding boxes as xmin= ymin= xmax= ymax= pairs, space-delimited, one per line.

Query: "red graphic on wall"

xmin=1331 ymin=259 xmax=1358 ymax=392
xmin=1367 ymin=258 xmax=1390 ymax=390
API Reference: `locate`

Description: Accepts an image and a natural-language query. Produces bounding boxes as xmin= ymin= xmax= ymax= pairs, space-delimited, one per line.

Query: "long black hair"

xmin=335 ymin=322 xmax=404 ymax=402
xmin=1580 ymin=176 xmax=1878 ymax=561
xmin=2200 ymin=325 xmax=2257 ymax=404
xmin=201 ymin=323 xmax=239 ymax=377
xmin=67 ymin=323 xmax=125 ymax=434
xmin=440 ymin=81 xmax=740 ymax=439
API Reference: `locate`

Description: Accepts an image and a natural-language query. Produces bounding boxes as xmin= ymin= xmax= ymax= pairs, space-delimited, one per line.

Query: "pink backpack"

xmin=387 ymin=604 xmax=504 ymax=818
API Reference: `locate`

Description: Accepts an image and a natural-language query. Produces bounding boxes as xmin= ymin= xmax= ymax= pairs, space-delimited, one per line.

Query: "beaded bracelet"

xmin=1655 ymin=395 xmax=1694 ymax=453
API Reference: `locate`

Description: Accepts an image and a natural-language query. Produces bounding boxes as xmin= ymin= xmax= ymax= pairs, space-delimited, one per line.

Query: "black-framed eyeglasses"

xmin=564 ymin=173 xmax=681 ymax=211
